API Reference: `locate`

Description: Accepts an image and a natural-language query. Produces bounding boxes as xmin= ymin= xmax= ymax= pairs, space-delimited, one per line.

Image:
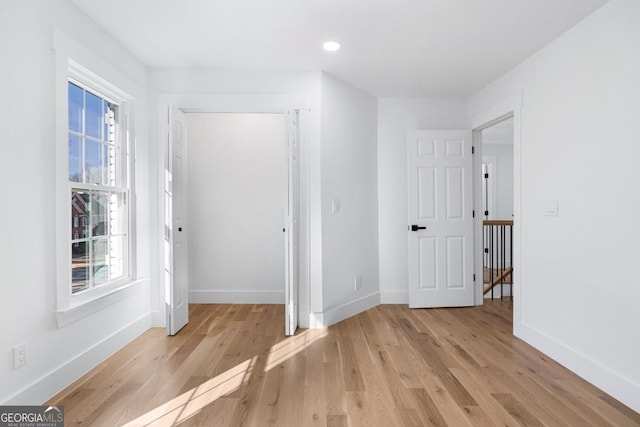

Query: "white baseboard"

xmin=380 ymin=290 xmax=408 ymax=304
xmin=4 ymin=313 xmax=152 ymax=405
xmin=189 ymin=290 xmax=284 ymax=304
xmin=151 ymin=310 xmax=166 ymax=327
xmin=309 ymin=312 xmax=325 ymax=329
xmin=311 ymin=292 xmax=380 ymax=328
xmin=517 ymin=322 xmax=640 ymax=413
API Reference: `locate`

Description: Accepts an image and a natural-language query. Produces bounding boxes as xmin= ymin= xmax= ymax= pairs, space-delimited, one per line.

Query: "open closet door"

xmin=284 ymin=110 xmax=299 ymax=336
xmin=166 ymin=106 xmax=189 ymax=335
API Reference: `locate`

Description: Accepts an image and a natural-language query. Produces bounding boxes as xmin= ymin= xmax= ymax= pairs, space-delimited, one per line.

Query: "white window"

xmin=54 ymin=57 xmax=139 ymax=326
xmin=67 ymin=80 xmax=130 ymax=294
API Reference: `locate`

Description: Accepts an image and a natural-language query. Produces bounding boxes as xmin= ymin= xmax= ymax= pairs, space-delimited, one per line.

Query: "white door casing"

xmin=407 ymin=130 xmax=475 ymax=308
xmin=166 ymin=106 xmax=189 ymax=335
xmin=482 ymin=156 xmax=497 ymax=219
xmin=284 ymin=110 xmax=299 ymax=336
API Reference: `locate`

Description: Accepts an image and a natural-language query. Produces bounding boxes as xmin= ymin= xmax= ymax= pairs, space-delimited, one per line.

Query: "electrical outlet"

xmin=354 ymin=275 xmax=362 ymax=291
xmin=14 ymin=344 xmax=26 ymax=370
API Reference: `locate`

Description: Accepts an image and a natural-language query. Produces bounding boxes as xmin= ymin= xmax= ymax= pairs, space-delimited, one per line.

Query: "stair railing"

xmin=483 ymin=220 xmax=513 ymax=300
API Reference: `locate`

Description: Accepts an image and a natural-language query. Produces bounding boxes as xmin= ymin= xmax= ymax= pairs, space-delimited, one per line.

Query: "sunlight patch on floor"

xmin=265 ymin=328 xmax=328 ymax=372
xmin=122 ymin=356 xmax=256 ymax=426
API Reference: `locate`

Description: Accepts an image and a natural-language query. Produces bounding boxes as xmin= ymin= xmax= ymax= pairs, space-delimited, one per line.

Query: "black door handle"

xmin=410 ymin=225 xmax=427 ymax=231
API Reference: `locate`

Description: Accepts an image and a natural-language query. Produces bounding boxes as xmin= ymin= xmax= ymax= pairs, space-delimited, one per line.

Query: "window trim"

xmin=54 ymin=31 xmax=139 ymax=327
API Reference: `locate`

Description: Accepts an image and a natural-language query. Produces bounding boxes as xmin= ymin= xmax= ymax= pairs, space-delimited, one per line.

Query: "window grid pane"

xmin=91 ymin=191 xmax=109 ymax=237
xmin=68 ymin=80 xmax=128 ymax=295
xmin=68 ymin=83 xmax=83 ymax=133
xmin=85 ymin=138 xmax=102 ymax=185
xmin=85 ymin=90 xmax=103 ymax=140
xmin=71 ymin=241 xmax=89 ymax=293
xmin=92 ymin=237 xmax=109 ymax=286
xmin=68 ymin=134 xmax=83 ymax=182
xmin=68 ymin=84 xmax=119 ymax=188
xmin=71 ymin=191 xmax=90 ymax=241
xmin=70 ymin=188 xmax=128 ymax=294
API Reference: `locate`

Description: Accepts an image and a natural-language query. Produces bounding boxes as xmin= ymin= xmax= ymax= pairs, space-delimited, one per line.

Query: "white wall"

xmin=318 ymin=73 xmax=380 ymax=325
xmin=0 ymin=0 xmax=152 ymax=404
xmin=467 ymin=0 xmax=640 ymax=411
xmin=149 ymin=68 xmax=322 ymax=328
xmin=482 ymin=143 xmax=514 ymax=219
xmin=377 ymin=99 xmax=468 ymax=303
xmin=186 ymin=113 xmax=286 ymax=303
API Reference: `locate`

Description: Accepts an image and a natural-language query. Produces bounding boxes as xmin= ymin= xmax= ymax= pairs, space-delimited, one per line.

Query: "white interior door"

xmin=284 ymin=110 xmax=299 ymax=336
xmin=166 ymin=106 xmax=189 ymax=335
xmin=407 ymin=130 xmax=475 ymax=308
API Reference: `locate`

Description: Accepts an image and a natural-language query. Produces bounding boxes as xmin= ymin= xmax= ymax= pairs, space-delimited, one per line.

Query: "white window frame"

xmin=54 ymin=29 xmax=140 ymax=327
xmin=68 ymin=74 xmax=131 ymax=293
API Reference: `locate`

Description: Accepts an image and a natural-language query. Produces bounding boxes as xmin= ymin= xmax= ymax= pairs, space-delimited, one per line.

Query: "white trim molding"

xmin=469 ymin=90 xmax=523 ymax=332
xmin=56 ymin=280 xmax=146 ymax=327
xmin=53 ymin=27 xmax=140 ymax=326
xmin=3 ymin=313 xmax=151 ymax=405
xmin=189 ymin=290 xmax=285 ymax=304
xmin=380 ymin=290 xmax=408 ymax=304
xmin=519 ymin=323 xmax=640 ymax=413
xmin=156 ymin=92 xmax=314 ymax=331
xmin=310 ymin=292 xmax=380 ymax=329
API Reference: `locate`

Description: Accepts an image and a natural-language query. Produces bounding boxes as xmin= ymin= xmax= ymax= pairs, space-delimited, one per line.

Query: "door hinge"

xmin=484 ymin=173 xmax=489 ymax=179
xmin=472 ymin=146 xmax=475 ymax=154
xmin=472 ymin=210 xmax=475 ymax=218
xmin=484 ymin=210 xmax=489 ymax=217
xmin=473 ymin=274 xmax=476 ymax=282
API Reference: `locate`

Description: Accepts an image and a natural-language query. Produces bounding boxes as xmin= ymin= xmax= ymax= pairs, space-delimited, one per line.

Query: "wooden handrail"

xmin=483 ymin=220 xmax=514 ymax=226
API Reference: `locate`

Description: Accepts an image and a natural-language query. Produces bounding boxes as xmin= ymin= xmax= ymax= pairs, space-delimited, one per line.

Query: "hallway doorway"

xmin=480 ymin=117 xmax=514 ymax=300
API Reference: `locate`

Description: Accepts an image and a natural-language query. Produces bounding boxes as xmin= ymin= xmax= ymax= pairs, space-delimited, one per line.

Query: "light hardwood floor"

xmin=48 ymin=301 xmax=640 ymax=426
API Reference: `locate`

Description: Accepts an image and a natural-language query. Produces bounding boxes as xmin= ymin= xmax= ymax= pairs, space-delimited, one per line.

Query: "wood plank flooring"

xmin=48 ymin=301 xmax=640 ymax=426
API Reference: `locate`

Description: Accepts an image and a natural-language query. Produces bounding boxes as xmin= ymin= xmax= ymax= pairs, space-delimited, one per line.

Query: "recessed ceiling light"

xmin=323 ymin=41 xmax=341 ymax=52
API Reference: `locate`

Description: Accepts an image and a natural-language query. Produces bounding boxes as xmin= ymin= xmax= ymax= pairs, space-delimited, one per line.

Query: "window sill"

xmin=56 ymin=279 xmax=145 ymax=328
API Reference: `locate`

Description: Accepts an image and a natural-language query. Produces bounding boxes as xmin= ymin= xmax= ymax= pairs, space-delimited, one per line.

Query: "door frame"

xmin=469 ymin=91 xmax=523 ymax=334
xmin=156 ymin=93 xmax=310 ymax=334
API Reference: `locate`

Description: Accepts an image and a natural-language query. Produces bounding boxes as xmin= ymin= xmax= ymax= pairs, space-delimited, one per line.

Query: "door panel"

xmin=446 ymin=236 xmax=465 ymax=288
xmin=446 ymin=167 xmax=464 ymax=219
xmin=284 ymin=110 xmax=299 ymax=336
xmin=167 ymin=107 xmax=189 ymax=335
xmin=408 ymin=130 xmax=474 ymax=308
xmin=418 ymin=236 xmax=437 ymax=289
xmin=418 ymin=167 xmax=437 ymax=219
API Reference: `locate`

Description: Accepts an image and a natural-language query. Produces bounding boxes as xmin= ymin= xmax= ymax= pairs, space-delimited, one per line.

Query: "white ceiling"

xmin=71 ymin=0 xmax=608 ymax=97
